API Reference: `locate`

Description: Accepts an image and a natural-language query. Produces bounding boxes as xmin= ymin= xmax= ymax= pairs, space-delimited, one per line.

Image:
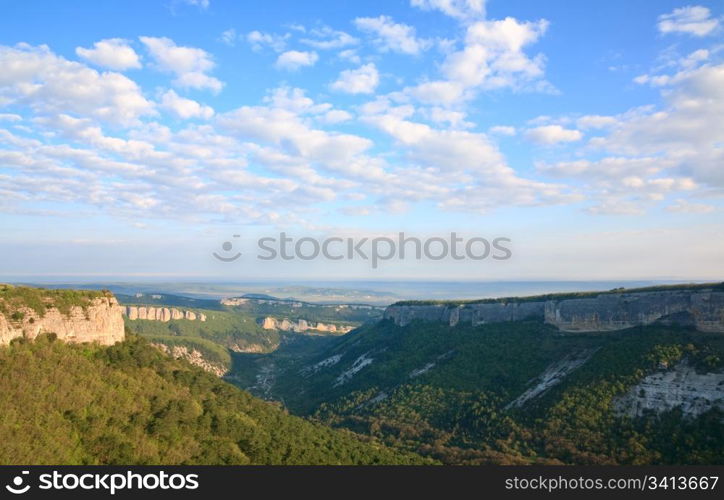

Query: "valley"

xmin=1 ymin=282 xmax=722 ymax=465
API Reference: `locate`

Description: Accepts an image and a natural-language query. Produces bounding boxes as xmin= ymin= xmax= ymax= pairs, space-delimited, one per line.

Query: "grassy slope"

xmin=0 ymin=284 xmax=110 ymax=317
xmin=0 ymin=334 xmax=429 ymax=465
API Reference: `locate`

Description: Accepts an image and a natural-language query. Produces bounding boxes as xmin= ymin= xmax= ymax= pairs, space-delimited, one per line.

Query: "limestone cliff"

xmin=614 ymin=361 xmax=724 ymax=418
xmin=383 ymin=286 xmax=724 ymax=333
xmin=123 ymin=306 xmax=206 ymax=322
xmin=544 ymin=289 xmax=724 ymax=332
xmin=0 ymin=296 xmax=125 ymax=346
xmin=151 ymin=343 xmax=226 ymax=377
xmin=260 ymin=316 xmax=354 ymax=334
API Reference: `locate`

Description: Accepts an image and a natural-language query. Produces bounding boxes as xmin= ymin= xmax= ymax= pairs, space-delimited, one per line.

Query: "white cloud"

xmin=179 ymin=0 xmax=210 ymax=8
xmin=598 ymin=64 xmax=724 ymax=156
xmin=262 ymin=86 xmax=331 ymax=115
xmin=75 ymin=38 xmax=141 ymax=70
xmin=160 ymin=89 xmax=214 ymax=119
xmin=321 ymin=109 xmax=353 ymax=124
xmin=404 ymin=16 xmax=551 ymax=106
xmin=354 ymin=16 xmax=431 ymax=55
xmin=407 ymin=80 xmax=466 ymax=104
xmin=338 ymin=49 xmax=361 ymax=64
xmin=489 ymin=125 xmax=516 ymax=135
xmin=576 ymin=114 xmax=617 ymax=129
xmin=658 ymin=6 xmax=719 ymax=37
xmin=581 ymin=63 xmax=724 ymax=198
xmin=535 ymin=61 xmax=724 ymax=215
xmin=246 ymin=31 xmax=288 ymax=52
xmin=360 ymin=105 xmax=577 ymax=212
xmin=300 ymin=26 xmax=358 ymax=50
xmin=330 ymin=64 xmax=380 ymax=94
xmin=444 ymin=17 xmax=549 ymax=88
xmin=426 ymin=107 xmax=472 ymax=128
xmin=410 ymin=0 xmax=486 ymax=22
xmin=140 ymin=36 xmax=223 ymax=93
xmin=217 ymin=104 xmax=372 ymax=170
xmin=0 ymin=43 xmax=154 ymax=125
xmin=0 ymin=113 xmax=22 ymax=122
xmin=666 ymin=198 xmax=715 ymax=214
xmin=275 ymin=50 xmax=318 ymax=71
xmin=538 ymin=157 xmax=672 ymax=181
xmin=525 ymin=125 xmax=582 ymax=144
xmin=219 ymin=29 xmax=238 ymax=46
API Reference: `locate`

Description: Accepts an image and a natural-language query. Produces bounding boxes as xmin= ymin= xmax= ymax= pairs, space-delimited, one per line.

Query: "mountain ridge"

xmin=384 ymin=284 xmax=724 ymax=332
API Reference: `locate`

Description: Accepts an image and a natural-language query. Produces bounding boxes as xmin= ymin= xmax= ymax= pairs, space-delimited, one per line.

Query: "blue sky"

xmin=0 ymin=0 xmax=723 ymax=280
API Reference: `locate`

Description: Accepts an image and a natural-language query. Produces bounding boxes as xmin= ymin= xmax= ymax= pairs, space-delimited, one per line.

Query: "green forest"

xmin=264 ymin=321 xmax=724 ymax=465
xmin=0 ymin=333 xmax=427 ymax=465
xmin=2 ymin=285 xmax=722 ymax=466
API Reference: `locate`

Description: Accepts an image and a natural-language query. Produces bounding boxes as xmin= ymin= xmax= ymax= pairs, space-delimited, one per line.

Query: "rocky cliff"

xmin=123 ymin=306 xmax=206 ymax=322
xmin=614 ymin=361 xmax=724 ymax=418
xmin=151 ymin=343 xmax=226 ymax=377
xmin=260 ymin=317 xmax=354 ymax=334
xmin=0 ymin=296 xmax=125 ymax=346
xmin=384 ymin=286 xmax=724 ymax=333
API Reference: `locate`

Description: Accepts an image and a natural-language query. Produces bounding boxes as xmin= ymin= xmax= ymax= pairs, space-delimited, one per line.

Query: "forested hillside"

xmin=257 ymin=320 xmax=724 ymax=465
xmin=0 ymin=333 xmax=428 ymax=465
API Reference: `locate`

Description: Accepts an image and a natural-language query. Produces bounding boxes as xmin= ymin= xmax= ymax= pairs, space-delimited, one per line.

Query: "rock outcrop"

xmin=260 ymin=317 xmax=354 ymax=334
xmin=0 ymin=296 xmax=125 ymax=346
xmin=123 ymin=306 xmax=206 ymax=322
xmin=383 ymin=287 xmax=724 ymax=333
xmin=614 ymin=361 xmax=724 ymax=418
xmin=151 ymin=343 xmax=226 ymax=377
xmin=545 ymin=290 xmax=724 ymax=333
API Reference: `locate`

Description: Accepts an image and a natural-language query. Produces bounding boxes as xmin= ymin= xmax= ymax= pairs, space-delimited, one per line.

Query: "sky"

xmin=0 ymin=0 xmax=723 ymax=281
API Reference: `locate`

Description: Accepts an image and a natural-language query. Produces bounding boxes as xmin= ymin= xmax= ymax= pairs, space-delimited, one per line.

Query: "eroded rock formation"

xmin=614 ymin=361 xmax=724 ymax=418
xmin=123 ymin=306 xmax=206 ymax=322
xmin=0 ymin=296 xmax=125 ymax=346
xmin=260 ymin=316 xmax=354 ymax=334
xmin=151 ymin=343 xmax=226 ymax=377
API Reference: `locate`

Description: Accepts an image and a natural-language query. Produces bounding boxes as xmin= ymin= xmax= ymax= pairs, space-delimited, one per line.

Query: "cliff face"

xmin=260 ymin=317 xmax=354 ymax=334
xmin=123 ymin=306 xmax=207 ymax=322
xmin=383 ymin=288 xmax=724 ymax=333
xmin=151 ymin=343 xmax=226 ymax=377
xmin=384 ymin=302 xmax=544 ymax=327
xmin=614 ymin=361 xmax=724 ymax=418
xmin=545 ymin=290 xmax=724 ymax=332
xmin=0 ymin=296 xmax=125 ymax=346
